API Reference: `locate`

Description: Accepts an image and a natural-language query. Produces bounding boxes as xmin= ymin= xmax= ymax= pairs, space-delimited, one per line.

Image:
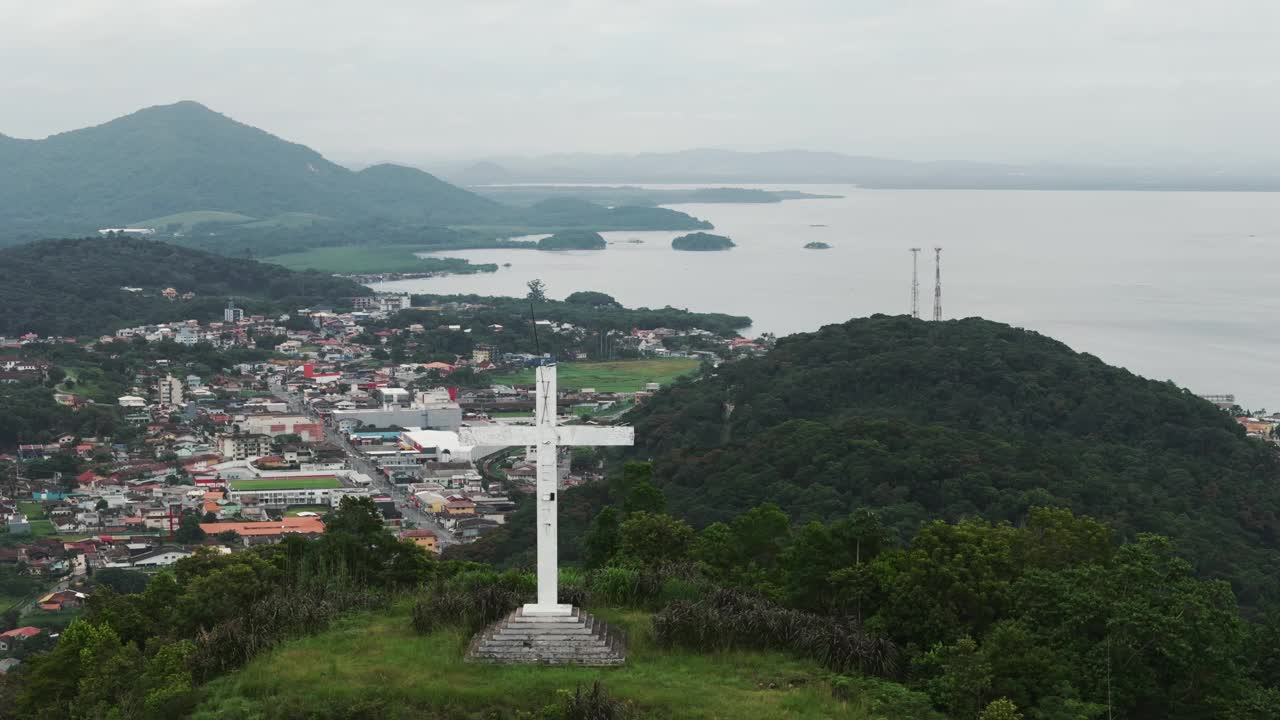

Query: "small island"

xmin=537 ymin=230 xmax=607 ymax=251
xmin=804 ymin=242 xmax=832 ymax=250
xmin=672 ymin=232 xmax=736 ymax=251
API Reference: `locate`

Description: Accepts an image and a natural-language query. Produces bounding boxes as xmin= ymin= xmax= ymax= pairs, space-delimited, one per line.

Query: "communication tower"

xmin=932 ymin=247 xmax=943 ymax=321
xmin=910 ymin=248 xmax=921 ymax=318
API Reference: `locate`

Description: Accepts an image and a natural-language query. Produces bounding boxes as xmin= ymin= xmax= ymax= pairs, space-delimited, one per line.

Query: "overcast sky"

xmin=2 ymin=0 xmax=1278 ymax=167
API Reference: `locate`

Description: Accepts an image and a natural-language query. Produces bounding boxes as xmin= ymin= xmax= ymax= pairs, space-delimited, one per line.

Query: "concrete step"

xmin=488 ymin=622 xmax=599 ymax=632
xmin=478 ymin=640 xmax=622 ymax=653
xmin=466 ymin=607 xmax=627 ymax=666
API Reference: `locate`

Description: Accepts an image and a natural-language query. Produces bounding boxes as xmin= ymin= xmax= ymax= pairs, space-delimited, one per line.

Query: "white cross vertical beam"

xmin=533 ymin=362 xmax=561 ymax=613
xmin=458 ymin=363 xmax=633 ymax=615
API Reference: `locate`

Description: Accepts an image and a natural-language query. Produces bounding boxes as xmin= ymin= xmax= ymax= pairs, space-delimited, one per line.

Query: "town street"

xmin=271 ymin=380 xmax=457 ymax=548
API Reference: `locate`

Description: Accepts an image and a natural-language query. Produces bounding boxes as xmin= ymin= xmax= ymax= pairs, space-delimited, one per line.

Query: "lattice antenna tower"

xmin=932 ymin=247 xmax=943 ymax=321
xmin=910 ymin=248 xmax=921 ymax=318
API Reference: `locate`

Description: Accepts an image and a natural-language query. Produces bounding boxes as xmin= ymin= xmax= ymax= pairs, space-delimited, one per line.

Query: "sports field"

xmin=231 ymin=477 xmax=343 ymax=491
xmin=488 ymin=359 xmax=699 ymax=393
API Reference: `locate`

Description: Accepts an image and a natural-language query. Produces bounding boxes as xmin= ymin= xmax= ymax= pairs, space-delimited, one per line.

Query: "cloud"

xmin=2 ymin=0 xmax=1279 ymax=166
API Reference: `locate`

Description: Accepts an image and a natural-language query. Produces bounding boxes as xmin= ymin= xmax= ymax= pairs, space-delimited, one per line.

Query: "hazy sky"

xmin=3 ymin=0 xmax=1278 ymax=167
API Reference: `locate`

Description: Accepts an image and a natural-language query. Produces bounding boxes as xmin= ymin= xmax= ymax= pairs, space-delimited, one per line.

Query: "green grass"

xmin=284 ymin=505 xmax=330 ymax=517
xmin=238 ymin=212 xmax=331 ymax=230
xmin=264 ymin=245 xmax=498 ymax=274
xmin=195 ymin=604 xmax=927 ymax=719
xmin=230 ymin=478 xmax=343 ymax=491
xmin=55 ymin=365 xmax=113 ymax=400
xmin=17 ymin=502 xmax=58 ymax=536
xmin=488 ymin=359 xmax=700 ymax=394
xmin=20 ymin=606 xmax=83 ymax=632
xmin=134 ymin=210 xmax=257 ymax=229
xmin=28 ymin=520 xmax=57 ymax=537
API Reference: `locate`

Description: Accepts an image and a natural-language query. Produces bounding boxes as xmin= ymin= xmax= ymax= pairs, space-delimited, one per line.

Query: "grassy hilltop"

xmin=195 ymin=604 xmax=936 ymax=720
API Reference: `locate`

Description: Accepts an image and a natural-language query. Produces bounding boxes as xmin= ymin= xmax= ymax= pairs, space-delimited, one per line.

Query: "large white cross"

xmin=458 ymin=364 xmax=633 ymax=616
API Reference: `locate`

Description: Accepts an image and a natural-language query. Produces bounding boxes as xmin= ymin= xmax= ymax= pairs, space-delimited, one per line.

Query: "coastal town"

xmin=0 ymin=291 xmax=769 ymax=672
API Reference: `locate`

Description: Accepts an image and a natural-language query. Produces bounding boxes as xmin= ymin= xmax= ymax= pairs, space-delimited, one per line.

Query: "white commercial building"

xmin=398 ymin=429 xmax=474 ymax=463
xmin=157 ymin=375 xmax=184 ymax=406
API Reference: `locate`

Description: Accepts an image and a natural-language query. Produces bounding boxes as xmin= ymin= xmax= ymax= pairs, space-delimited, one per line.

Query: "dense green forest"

xmin=537 ymin=230 xmax=607 ymax=250
xmin=0 ymin=102 xmax=713 ymax=247
xmin=671 ymin=232 xmax=736 ymax=251
xmin=0 ymin=383 xmax=122 ymax=450
xmin=406 ymin=291 xmax=751 ymax=337
xmin=0 ymin=238 xmax=365 ymax=336
xmin=8 ymin=486 xmax=1273 ymax=717
xmin=465 ymin=316 xmax=1280 ymax=604
xmin=345 ymin=290 xmax=749 ymax=370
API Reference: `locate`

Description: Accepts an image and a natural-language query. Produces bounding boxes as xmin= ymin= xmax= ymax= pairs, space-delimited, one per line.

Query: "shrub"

xmin=587 ymin=562 xmax=703 ymax=608
xmin=550 ymin=681 xmax=632 ymax=720
xmin=656 ymin=577 xmax=704 ymax=606
xmin=192 ymin=582 xmax=386 ymax=682
xmin=411 ymin=569 xmax=535 ymax=635
xmin=559 ymin=575 xmax=591 ymax=609
xmin=831 ymin=675 xmax=941 ymax=718
xmin=653 ymin=589 xmax=899 ymax=678
xmin=589 ymin=566 xmax=643 ymax=606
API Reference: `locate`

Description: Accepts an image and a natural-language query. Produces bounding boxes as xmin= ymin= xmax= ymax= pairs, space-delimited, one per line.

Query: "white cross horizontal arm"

xmin=458 ymin=426 xmax=634 ymax=448
xmin=457 ymin=426 xmax=541 ymax=447
xmin=554 ymin=426 xmax=635 ymax=446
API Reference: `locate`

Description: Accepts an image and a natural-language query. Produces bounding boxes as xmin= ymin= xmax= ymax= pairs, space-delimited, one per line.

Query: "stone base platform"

xmin=465 ymin=606 xmax=626 ymax=666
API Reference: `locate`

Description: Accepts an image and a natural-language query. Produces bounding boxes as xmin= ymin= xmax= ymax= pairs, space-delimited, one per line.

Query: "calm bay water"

xmin=372 ymin=186 xmax=1280 ymax=408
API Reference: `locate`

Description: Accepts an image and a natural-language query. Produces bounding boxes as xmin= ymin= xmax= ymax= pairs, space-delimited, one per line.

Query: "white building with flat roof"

xmin=399 ymin=429 xmax=474 ymax=463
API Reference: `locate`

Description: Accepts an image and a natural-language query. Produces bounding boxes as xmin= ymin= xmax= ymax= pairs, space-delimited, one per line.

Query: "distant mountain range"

xmin=442 ymin=148 xmax=1280 ymax=191
xmin=10 ymin=101 xmax=1279 ymax=249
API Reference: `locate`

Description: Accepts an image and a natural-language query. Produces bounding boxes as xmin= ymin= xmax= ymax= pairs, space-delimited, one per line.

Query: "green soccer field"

xmin=231 ymin=478 xmax=343 ymax=491
xmin=487 ymin=359 xmax=699 ymax=394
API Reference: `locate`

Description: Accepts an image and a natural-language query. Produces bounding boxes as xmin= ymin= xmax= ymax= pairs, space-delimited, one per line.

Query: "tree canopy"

xmin=0 ymin=237 xmax=365 ymax=336
xmin=625 ymin=315 xmax=1280 ymax=601
xmin=537 ymin=230 xmax=607 ymax=251
xmin=671 ymin=232 xmax=736 ymax=251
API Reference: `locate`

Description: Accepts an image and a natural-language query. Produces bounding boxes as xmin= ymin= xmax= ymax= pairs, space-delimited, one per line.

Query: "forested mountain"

xmin=461 ymin=316 xmax=1280 ymax=603
xmin=0 ymin=102 xmax=498 ymax=242
xmin=0 ymin=102 xmax=710 ymax=246
xmin=625 ymin=315 xmax=1280 ymax=598
xmin=0 ymin=237 xmax=365 ymax=336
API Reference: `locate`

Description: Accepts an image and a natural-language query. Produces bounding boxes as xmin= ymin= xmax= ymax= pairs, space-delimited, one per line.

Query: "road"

xmin=269 ymin=379 xmax=458 ymax=548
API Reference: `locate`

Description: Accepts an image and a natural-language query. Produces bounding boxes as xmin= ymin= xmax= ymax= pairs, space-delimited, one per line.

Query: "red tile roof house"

xmin=37 ymin=590 xmax=87 ymax=612
xmin=0 ymin=627 xmax=41 ymax=653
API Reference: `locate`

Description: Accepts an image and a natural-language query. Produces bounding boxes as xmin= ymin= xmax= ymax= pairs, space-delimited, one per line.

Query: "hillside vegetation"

xmin=5 ymin=481 xmax=1278 ymax=719
xmin=0 ymin=237 xmax=365 ymax=336
xmin=626 ymin=315 xmax=1280 ymax=599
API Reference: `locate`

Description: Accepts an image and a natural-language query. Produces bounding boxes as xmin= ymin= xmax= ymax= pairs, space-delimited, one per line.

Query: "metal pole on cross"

xmin=459 ymin=363 xmax=633 ymax=615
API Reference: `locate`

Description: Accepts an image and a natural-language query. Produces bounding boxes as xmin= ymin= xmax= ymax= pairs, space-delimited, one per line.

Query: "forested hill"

xmin=0 ymin=237 xmax=366 ymax=336
xmin=0 ymin=101 xmax=711 ymax=246
xmin=628 ymin=315 xmax=1280 ymax=599
xmin=0 ymin=101 xmax=499 ymax=242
